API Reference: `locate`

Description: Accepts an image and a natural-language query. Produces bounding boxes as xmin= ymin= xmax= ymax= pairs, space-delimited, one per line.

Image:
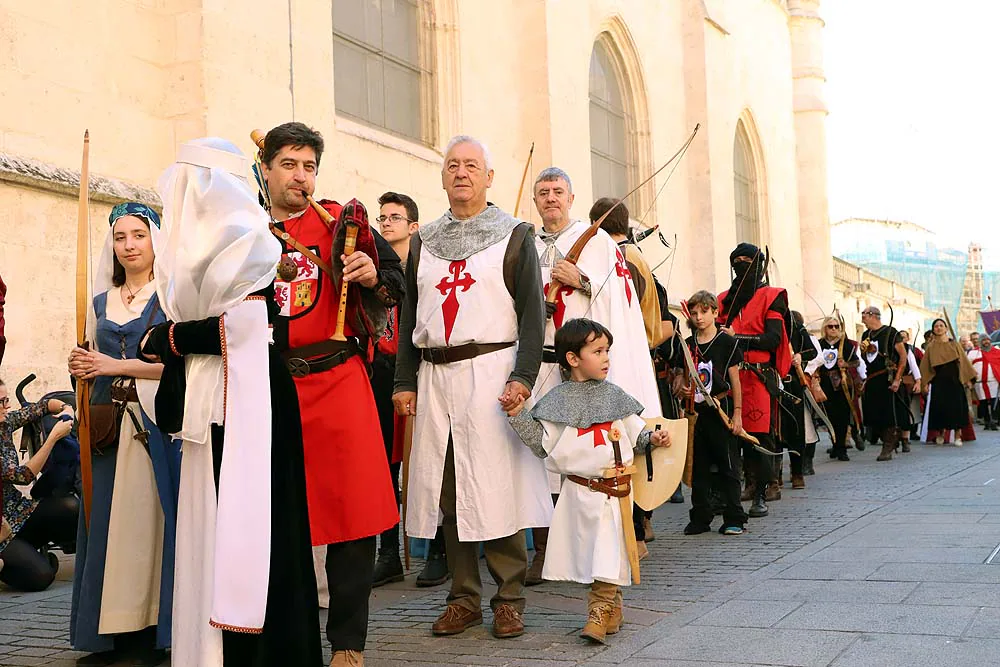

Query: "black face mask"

xmin=732 ymin=261 xmax=752 ymax=282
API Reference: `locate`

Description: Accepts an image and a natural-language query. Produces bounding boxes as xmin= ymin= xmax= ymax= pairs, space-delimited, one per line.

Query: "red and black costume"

xmin=270 ymin=199 xmax=403 ymax=653
xmin=717 ymin=243 xmax=791 ymax=516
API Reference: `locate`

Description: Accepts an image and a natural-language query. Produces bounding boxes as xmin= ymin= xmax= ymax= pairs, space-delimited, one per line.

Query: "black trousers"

xmin=0 ymin=495 xmax=79 ymax=592
xmin=744 ymin=433 xmax=777 ymax=486
xmin=826 ymin=392 xmax=852 ymax=455
xmin=372 ymin=355 xmax=402 ymax=508
xmin=691 ymin=410 xmax=747 ymax=527
xmin=325 ymin=536 xmax=377 ymax=651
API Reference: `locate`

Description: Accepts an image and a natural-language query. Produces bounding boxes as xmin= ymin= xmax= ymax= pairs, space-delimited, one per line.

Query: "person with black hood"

xmin=716 ymin=243 xmax=792 ymax=518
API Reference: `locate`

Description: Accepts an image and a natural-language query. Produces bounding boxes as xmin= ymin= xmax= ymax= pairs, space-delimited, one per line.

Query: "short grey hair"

xmin=444 ymin=135 xmax=492 ymax=171
xmin=533 ymin=167 xmax=573 ymax=194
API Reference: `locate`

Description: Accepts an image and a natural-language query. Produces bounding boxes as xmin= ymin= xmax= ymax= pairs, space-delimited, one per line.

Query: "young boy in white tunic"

xmin=506 ymin=318 xmax=670 ymax=644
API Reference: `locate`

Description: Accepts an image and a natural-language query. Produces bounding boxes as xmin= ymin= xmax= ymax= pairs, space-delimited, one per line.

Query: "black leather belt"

xmin=283 ymin=338 xmax=364 ymax=378
xmin=420 ymin=342 xmax=515 ymax=365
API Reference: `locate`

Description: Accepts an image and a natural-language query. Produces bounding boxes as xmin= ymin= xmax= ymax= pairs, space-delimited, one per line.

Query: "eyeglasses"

xmin=376 ymin=214 xmax=413 ymax=224
xmin=826 ymin=324 xmax=841 ymax=329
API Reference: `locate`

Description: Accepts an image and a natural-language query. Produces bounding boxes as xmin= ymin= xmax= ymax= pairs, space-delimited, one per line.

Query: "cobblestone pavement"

xmin=3 ymin=430 xmax=1000 ymax=666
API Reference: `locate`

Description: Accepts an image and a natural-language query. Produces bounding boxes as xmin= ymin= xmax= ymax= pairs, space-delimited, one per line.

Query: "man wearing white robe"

xmin=524 ymin=167 xmax=661 ymax=583
xmin=393 ymin=135 xmax=550 ymax=640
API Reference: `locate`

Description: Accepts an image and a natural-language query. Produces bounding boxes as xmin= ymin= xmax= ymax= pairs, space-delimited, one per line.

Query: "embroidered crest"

xmin=822 ymin=348 xmax=839 ymax=369
xmin=274 ymin=248 xmax=321 ymax=319
xmin=695 ymin=360 xmax=713 ymax=404
xmin=864 ymin=339 xmax=879 ymax=363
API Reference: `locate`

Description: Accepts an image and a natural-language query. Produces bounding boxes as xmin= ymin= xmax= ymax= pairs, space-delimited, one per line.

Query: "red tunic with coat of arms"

xmin=717 ymin=286 xmax=791 ymax=435
xmin=274 ymin=201 xmax=398 ymax=546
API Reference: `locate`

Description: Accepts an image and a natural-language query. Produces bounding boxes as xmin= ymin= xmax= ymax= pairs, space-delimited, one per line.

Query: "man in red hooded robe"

xmin=717 ymin=243 xmax=791 ymax=519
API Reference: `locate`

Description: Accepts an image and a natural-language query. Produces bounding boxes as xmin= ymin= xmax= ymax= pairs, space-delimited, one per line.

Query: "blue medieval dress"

xmin=70 ymin=283 xmax=181 ymax=651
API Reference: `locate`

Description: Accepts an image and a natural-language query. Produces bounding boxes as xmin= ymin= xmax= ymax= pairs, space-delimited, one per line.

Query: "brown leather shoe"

xmin=581 ymin=605 xmax=612 ymax=644
xmin=764 ymin=482 xmax=781 ymax=502
xmin=431 ymin=604 xmax=483 ymax=636
xmin=642 ymin=516 xmax=655 ymax=542
xmin=791 ymin=474 xmax=805 ymax=489
xmin=491 ymin=603 xmax=525 ymax=638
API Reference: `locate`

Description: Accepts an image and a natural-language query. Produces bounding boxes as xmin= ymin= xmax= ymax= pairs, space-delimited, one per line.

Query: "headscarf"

xmin=721 ymin=242 xmax=766 ymax=320
xmin=89 ymin=201 xmax=163 ymax=417
xmin=919 ymin=319 xmax=976 ymax=386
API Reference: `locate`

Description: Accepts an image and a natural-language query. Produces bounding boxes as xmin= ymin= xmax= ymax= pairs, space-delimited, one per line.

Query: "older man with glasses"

xmin=859 ymin=307 xmax=912 ymax=461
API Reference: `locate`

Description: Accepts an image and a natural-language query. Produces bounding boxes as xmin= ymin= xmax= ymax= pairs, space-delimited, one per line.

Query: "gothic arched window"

xmin=733 ymin=119 xmax=760 ymax=245
xmin=589 ymin=40 xmax=633 ymax=201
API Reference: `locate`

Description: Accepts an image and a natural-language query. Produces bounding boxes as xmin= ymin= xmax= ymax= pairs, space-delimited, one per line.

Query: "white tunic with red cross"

xmin=407 ymin=234 xmax=552 ymax=542
xmin=537 ymin=414 xmax=646 ymax=586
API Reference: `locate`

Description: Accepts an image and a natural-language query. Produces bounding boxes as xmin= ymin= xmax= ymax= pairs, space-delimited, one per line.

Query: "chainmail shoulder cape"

xmin=418 ymin=203 xmax=522 ymax=261
xmin=531 ymin=379 xmax=644 ymax=428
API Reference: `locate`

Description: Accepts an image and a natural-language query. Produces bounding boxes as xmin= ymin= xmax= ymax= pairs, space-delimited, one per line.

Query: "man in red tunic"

xmin=717 ymin=243 xmax=791 ymax=519
xmin=260 ymin=122 xmax=402 ymax=666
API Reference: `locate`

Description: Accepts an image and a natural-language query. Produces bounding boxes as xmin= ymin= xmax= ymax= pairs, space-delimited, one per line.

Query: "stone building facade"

xmin=0 ymin=0 xmax=832 ymax=394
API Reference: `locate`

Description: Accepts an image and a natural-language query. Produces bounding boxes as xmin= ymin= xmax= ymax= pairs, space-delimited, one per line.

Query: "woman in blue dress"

xmin=67 ymin=203 xmax=181 ymax=666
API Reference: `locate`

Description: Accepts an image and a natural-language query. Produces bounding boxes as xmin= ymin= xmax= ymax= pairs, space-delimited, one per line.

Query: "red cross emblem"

xmin=615 ymin=249 xmax=633 ymax=306
xmin=577 ymin=421 xmax=613 ymax=447
xmin=436 ymin=260 xmax=476 ymax=345
xmin=543 ymin=282 xmax=576 ymax=329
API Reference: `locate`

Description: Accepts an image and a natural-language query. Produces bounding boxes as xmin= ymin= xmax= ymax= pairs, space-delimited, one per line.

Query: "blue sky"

xmin=824 ymin=0 xmax=1000 ymax=268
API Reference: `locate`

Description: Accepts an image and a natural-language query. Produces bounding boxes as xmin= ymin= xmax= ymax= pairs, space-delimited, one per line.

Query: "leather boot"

xmin=581 ymin=604 xmax=614 ymax=644
xmin=764 ymin=481 xmax=781 ymax=502
xmin=372 ymin=524 xmax=404 ymax=587
xmin=329 ymin=650 xmax=364 ymax=666
xmin=416 ymin=529 xmax=449 ymax=587
xmin=802 ymin=443 xmax=816 ymax=475
xmin=877 ymin=428 xmax=896 ymax=462
xmin=791 ymin=473 xmax=805 ymax=489
xmin=748 ymin=486 xmax=769 ymax=518
xmin=526 ymin=527 xmax=548 ymax=585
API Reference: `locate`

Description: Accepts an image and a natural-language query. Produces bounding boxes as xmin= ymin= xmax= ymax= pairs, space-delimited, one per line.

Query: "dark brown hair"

xmin=589 ymin=197 xmax=630 ymax=236
xmin=378 ymin=191 xmax=419 ymax=223
xmin=554 ymin=318 xmax=614 ymax=374
xmin=263 ymin=122 xmax=325 ymax=167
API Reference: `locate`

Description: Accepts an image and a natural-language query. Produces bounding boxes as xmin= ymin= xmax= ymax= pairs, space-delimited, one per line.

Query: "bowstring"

xmin=530 ymin=127 xmax=699 ymax=392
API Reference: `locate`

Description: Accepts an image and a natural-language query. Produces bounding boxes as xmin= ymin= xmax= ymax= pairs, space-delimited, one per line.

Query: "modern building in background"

xmin=832 ymin=217 xmax=1000 ymax=332
xmin=0 ymin=0 xmax=832 ymax=393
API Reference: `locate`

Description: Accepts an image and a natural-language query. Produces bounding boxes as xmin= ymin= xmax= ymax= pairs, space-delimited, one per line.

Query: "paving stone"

xmin=738 ymin=579 xmax=919 ymax=604
xmin=688 ymin=600 xmax=804 ymax=628
xmin=829 ymin=633 xmax=1000 ymax=667
xmin=635 ymin=626 xmax=858 ymax=666
xmin=774 ymin=601 xmax=979 ymax=636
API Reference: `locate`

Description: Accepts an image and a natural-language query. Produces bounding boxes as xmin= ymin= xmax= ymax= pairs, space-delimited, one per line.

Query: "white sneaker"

xmin=955 ymin=438 xmax=963 ymax=447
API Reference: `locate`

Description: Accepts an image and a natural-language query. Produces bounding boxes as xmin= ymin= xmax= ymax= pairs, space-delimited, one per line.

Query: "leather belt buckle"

xmin=427 ymin=348 xmax=447 ymax=364
xmin=587 ymin=478 xmax=599 ymax=492
xmin=287 ymin=358 xmax=310 ymax=378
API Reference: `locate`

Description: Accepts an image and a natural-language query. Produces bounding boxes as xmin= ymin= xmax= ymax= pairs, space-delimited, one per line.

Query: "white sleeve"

xmin=908 ymin=349 xmax=921 ymax=380
xmin=803 ymin=335 xmax=824 ymax=375
xmin=857 ymin=354 xmax=868 ymax=380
